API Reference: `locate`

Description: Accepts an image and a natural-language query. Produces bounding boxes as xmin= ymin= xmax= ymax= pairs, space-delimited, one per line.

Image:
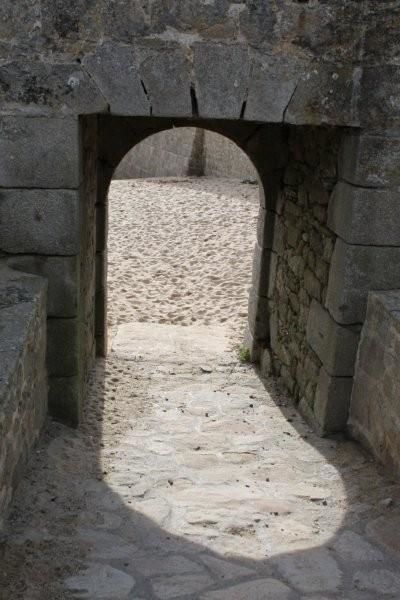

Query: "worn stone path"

xmin=1 ymin=178 xmax=400 ymax=599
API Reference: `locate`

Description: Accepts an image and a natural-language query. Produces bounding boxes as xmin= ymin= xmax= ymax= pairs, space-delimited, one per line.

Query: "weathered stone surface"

xmin=350 ymin=291 xmax=400 ymax=474
xmin=314 ymin=367 xmax=353 ymax=434
xmin=48 ymin=375 xmax=81 ymax=426
xmin=333 ymin=531 xmax=384 ymax=563
xmin=0 ymin=266 xmax=47 ymax=528
xmin=245 ymin=53 xmax=305 ymax=123
xmin=201 ymin=578 xmax=291 ymax=600
xmin=251 ymin=244 xmax=276 ymax=299
xmin=7 ymin=255 xmax=78 ymax=318
xmin=136 ymin=42 xmax=192 ymax=117
xmin=0 ymin=61 xmax=107 ymax=115
xmin=286 ymin=64 xmax=360 ymax=127
xmin=352 ymin=569 xmax=400 ymax=596
xmin=339 ymin=132 xmax=400 ymax=189
xmin=83 ymin=42 xmax=149 ymax=116
xmin=0 ymin=117 xmax=80 ymax=188
xmin=256 ymin=208 xmax=276 ymax=250
xmin=360 ymin=65 xmax=400 ymax=130
xmin=326 ymin=239 xmax=400 ymax=324
xmin=193 ymin=43 xmax=250 ymax=119
xmin=65 ymin=563 xmax=135 ymax=599
xmin=0 ymin=189 xmax=79 ymax=255
xmin=366 ymin=515 xmax=400 ymax=558
xmin=268 ymin=126 xmax=339 ymax=413
xmin=47 ymin=318 xmax=79 ymax=377
xmin=328 ymin=182 xmax=400 ymax=246
xmin=274 ymin=548 xmax=342 ymax=594
xmin=248 ymin=291 xmax=270 ymax=341
xmin=152 ymin=573 xmax=213 ymax=599
xmin=306 ymin=300 xmax=359 ymax=377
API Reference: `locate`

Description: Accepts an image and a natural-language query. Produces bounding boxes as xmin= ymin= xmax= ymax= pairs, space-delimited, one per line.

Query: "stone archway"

xmin=3 ymin=108 xmax=399 ymax=440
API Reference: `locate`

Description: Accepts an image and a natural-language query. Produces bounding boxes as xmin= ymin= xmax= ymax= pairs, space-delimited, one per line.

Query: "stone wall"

xmin=203 ymin=131 xmax=256 ymax=179
xmin=250 ymin=127 xmax=360 ymax=434
xmin=0 ymin=267 xmax=47 ymax=528
xmin=114 ymin=128 xmax=256 ymax=180
xmin=350 ymin=291 xmax=400 ymax=475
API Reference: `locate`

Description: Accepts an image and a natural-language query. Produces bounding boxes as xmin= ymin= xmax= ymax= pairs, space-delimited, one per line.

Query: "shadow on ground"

xmin=1 ymin=322 xmax=400 ymax=600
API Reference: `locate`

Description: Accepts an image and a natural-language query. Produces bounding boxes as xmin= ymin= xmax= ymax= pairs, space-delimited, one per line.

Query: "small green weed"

xmin=237 ymin=345 xmax=251 ymax=363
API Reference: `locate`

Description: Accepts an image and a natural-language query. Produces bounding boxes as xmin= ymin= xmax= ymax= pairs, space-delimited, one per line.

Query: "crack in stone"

xmin=140 ymin=79 xmax=153 ymax=116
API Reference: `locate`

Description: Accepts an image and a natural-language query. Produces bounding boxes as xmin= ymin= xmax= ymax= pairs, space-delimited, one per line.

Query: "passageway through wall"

xmin=90 ymin=116 xmax=352 ymax=437
xmin=2 ymin=114 xmax=362 ymax=437
xmin=3 ymin=118 xmax=400 ymax=597
xmin=105 ymin=127 xmax=259 ymax=352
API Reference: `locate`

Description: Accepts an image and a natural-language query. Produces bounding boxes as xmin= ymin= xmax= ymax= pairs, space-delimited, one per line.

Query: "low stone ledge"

xmin=0 ymin=267 xmax=48 ymax=528
xmin=350 ymin=290 xmax=400 ymax=475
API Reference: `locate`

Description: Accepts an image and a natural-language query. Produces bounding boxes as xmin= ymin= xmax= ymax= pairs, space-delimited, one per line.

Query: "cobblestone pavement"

xmin=1 ymin=179 xmax=400 ymax=599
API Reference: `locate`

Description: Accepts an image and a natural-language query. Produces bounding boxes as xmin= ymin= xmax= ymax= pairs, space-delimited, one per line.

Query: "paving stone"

xmin=133 ymin=554 xmax=204 ymax=577
xmin=77 ymin=528 xmax=139 ymax=560
xmin=273 ymin=548 xmax=342 ymax=594
xmin=332 ymin=530 xmax=384 ymax=562
xmin=201 ymin=578 xmax=292 ymax=599
xmin=352 ymin=569 xmax=400 ymax=595
xmin=65 ymin=563 xmax=135 ymax=599
xmin=151 ymin=573 xmax=214 ymax=599
xmin=199 ymin=555 xmax=256 ymax=581
xmin=366 ymin=515 xmax=400 ymax=558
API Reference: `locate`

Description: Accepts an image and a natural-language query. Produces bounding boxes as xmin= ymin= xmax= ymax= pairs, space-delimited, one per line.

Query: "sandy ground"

xmin=1 ymin=178 xmax=400 ymax=599
xmin=107 ymin=177 xmax=259 ymax=341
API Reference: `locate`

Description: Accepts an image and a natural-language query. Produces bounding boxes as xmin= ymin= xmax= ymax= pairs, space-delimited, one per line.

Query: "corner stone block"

xmin=328 ymin=182 xmax=400 ymax=246
xmin=47 ymin=318 xmax=79 ymax=378
xmin=251 ymin=244 xmax=276 ymax=298
xmin=0 ymin=189 xmax=79 ymax=255
xmin=339 ymin=132 xmax=400 ymax=188
xmin=0 ymin=117 xmax=81 ymax=188
xmin=256 ymin=208 xmax=276 ymax=249
xmin=136 ymin=41 xmax=192 ymax=117
xmin=314 ymin=367 xmax=354 ymax=434
xmin=248 ymin=291 xmax=270 ymax=341
xmin=83 ymin=42 xmax=150 ymax=116
xmin=193 ymin=43 xmax=250 ymax=119
xmin=306 ymin=299 xmax=360 ymax=376
xmin=243 ymin=325 xmax=262 ymax=363
xmin=49 ymin=376 xmax=81 ymax=427
xmin=7 ymin=256 xmax=78 ymax=318
xmin=326 ymin=238 xmax=400 ymax=324
xmin=96 ymin=203 xmax=108 ymax=252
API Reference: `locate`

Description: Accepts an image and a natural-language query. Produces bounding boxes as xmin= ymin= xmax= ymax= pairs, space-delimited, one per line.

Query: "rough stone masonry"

xmin=1 ymin=0 xmax=400 ymax=513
